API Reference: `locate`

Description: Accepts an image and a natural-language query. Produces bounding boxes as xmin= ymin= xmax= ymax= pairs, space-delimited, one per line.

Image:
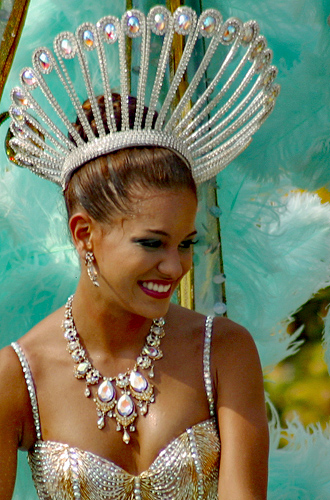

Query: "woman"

xmin=0 ymin=6 xmax=276 ymax=498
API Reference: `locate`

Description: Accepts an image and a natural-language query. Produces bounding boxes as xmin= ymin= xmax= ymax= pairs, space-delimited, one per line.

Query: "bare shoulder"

xmin=211 ymin=315 xmax=260 ymax=365
xmin=209 ymin=316 xmax=265 ymax=415
xmin=168 ymin=304 xmax=257 ymax=352
xmin=0 ymin=344 xmax=34 ymax=449
xmin=0 ymin=307 xmax=64 ymax=448
xmin=0 ymin=344 xmax=26 ymax=387
xmin=16 ymin=306 xmax=65 ymax=374
xmin=166 ymin=303 xmax=207 ymax=337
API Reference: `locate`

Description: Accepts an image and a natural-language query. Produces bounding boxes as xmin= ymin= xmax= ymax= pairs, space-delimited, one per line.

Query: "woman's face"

xmin=91 ymin=188 xmax=198 ymax=319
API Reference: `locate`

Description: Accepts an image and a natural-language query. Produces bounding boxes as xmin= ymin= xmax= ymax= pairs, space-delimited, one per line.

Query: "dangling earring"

xmin=85 ymin=251 xmax=100 ymax=287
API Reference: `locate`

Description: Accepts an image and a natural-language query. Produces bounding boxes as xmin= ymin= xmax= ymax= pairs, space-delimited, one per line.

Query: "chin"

xmin=138 ymin=300 xmax=172 ymax=320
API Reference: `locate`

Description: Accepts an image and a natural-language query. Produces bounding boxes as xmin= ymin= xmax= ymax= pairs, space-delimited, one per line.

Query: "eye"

xmin=133 ymin=238 xmax=163 ymax=249
xmin=179 ymin=239 xmax=199 ymax=250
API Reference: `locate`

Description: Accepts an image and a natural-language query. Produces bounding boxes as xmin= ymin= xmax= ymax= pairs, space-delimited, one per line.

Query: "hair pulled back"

xmin=64 ymin=94 xmax=197 ymax=223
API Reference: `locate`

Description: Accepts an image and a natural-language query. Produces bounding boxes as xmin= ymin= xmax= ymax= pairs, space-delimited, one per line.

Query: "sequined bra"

xmin=12 ymin=316 xmax=220 ymax=499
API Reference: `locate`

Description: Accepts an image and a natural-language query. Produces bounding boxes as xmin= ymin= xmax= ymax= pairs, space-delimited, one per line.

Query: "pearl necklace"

xmin=63 ymin=295 xmax=165 ymax=444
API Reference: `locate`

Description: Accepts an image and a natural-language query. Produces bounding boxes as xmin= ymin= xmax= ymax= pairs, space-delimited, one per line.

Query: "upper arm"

xmin=0 ymin=346 xmax=34 ymax=500
xmin=212 ymin=319 xmax=269 ymax=500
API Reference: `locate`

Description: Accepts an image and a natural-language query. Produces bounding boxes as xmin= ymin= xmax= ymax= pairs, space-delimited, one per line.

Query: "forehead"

xmin=130 ymin=187 xmax=196 ymax=214
xmin=110 ymin=187 xmax=197 ymax=233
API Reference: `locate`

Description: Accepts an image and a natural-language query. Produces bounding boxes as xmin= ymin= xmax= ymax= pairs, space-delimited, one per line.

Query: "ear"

xmin=69 ymin=211 xmax=95 ymax=258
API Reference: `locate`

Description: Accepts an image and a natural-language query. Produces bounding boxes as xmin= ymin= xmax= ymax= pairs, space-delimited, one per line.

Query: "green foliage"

xmin=265 ymin=287 xmax=330 ymax=429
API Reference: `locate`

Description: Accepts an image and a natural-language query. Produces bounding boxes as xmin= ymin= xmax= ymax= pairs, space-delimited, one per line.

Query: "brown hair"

xmin=64 ymin=94 xmax=197 ymax=223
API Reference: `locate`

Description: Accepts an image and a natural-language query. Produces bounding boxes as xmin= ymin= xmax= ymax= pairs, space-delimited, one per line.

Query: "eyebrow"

xmin=146 ymin=229 xmax=198 ymax=238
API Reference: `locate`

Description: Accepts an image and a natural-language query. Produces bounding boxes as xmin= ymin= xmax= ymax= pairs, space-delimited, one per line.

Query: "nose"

xmin=157 ymin=248 xmax=185 ymax=280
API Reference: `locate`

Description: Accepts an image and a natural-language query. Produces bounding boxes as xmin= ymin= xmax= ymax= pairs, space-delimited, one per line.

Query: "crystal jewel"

xmin=104 ymin=23 xmax=116 ymax=41
xmin=98 ymin=380 xmax=115 ymax=403
xmin=137 ymin=356 xmax=151 ymax=369
xmin=117 ymin=394 xmax=134 ymax=417
xmin=202 ymin=16 xmax=216 ymax=34
xmin=143 ymin=346 xmax=159 ymax=358
xmin=63 ymin=319 xmax=73 ymax=329
xmin=39 ymin=52 xmax=51 ymax=70
xmin=12 ymin=89 xmax=27 ymax=107
xmin=151 ymin=326 xmax=163 ymax=335
xmin=83 ymin=30 xmax=94 ymax=48
xmin=251 ymin=40 xmax=265 ymax=59
xmin=263 ymin=72 xmax=274 ymax=87
xmin=146 ymin=334 xmax=160 ymax=347
xmin=60 ymin=39 xmax=73 ymax=56
xmin=222 ymin=25 xmax=236 ymax=43
xmin=64 ymin=329 xmax=75 ymax=341
xmin=12 ymin=107 xmax=24 ymax=122
xmin=68 ymin=340 xmax=79 ymax=352
xmin=154 ymin=13 xmax=165 ymax=31
xmin=22 ymin=69 xmax=37 ymax=86
xmin=86 ymin=370 xmax=100 ymax=384
xmin=177 ymin=13 xmax=191 ymax=31
xmin=267 ymin=88 xmax=278 ymax=104
xmin=116 ymin=373 xmax=129 ymax=388
xmin=129 ymin=371 xmax=148 ymax=393
xmin=72 ymin=348 xmax=84 ymax=362
xmin=76 ymin=361 xmax=89 ymax=376
xmin=127 ymin=15 xmax=140 ymax=34
xmin=243 ymin=26 xmax=254 ymax=44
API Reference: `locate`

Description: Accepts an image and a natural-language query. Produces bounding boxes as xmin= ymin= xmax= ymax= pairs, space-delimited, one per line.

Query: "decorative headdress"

xmin=8 ymin=5 xmax=280 ymax=189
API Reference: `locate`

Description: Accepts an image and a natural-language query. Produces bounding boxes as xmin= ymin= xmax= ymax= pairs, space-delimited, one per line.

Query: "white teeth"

xmin=142 ymin=282 xmax=171 ymax=293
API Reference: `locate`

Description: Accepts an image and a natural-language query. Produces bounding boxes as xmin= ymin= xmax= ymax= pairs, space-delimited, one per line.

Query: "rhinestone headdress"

xmin=8 ymin=6 xmax=280 ymax=189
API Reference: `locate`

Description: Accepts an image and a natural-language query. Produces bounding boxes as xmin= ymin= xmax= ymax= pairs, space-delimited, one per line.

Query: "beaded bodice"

xmin=12 ymin=316 xmax=220 ymax=499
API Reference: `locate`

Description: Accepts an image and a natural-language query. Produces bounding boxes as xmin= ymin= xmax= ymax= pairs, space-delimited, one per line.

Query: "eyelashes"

xmin=179 ymin=239 xmax=199 ymax=249
xmin=133 ymin=238 xmax=199 ymax=250
xmin=134 ymin=239 xmax=163 ymax=249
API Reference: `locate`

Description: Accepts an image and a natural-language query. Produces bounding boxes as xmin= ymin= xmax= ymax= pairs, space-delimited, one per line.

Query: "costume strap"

xmin=203 ymin=316 xmax=215 ymax=417
xmin=11 ymin=342 xmax=42 ymax=440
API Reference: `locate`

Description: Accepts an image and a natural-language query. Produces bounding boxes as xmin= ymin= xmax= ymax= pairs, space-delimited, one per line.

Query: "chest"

xmin=29 ymin=419 xmax=220 ymax=500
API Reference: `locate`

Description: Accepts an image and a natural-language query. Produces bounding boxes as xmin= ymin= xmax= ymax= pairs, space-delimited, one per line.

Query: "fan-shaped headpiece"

xmin=8 ymin=5 xmax=280 ymax=189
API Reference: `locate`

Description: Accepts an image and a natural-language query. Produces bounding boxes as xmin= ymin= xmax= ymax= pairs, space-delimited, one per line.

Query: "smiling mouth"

xmin=139 ymin=281 xmax=172 ymax=298
xmin=142 ymin=282 xmax=171 ymax=293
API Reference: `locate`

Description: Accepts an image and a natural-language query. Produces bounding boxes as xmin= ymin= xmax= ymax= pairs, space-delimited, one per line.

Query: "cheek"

xmin=182 ymin=252 xmax=193 ymax=272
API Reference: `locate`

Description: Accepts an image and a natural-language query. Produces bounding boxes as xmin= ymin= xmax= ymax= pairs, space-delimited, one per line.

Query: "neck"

xmin=71 ymin=281 xmax=153 ymax=354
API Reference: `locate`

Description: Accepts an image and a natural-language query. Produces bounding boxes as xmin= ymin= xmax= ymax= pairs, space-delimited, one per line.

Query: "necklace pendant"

xmin=149 ymin=365 xmax=154 ymax=378
xmin=97 ymin=379 xmax=116 ymax=404
xmin=94 ymin=380 xmax=116 ymax=427
xmin=139 ymin=402 xmax=148 ymax=416
xmin=123 ymin=428 xmax=130 ymax=444
xmin=129 ymin=371 xmax=154 ymax=402
xmin=115 ymin=394 xmax=137 ymax=443
xmin=97 ymin=414 xmax=105 ymax=429
xmin=85 ymin=385 xmax=91 ymax=397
